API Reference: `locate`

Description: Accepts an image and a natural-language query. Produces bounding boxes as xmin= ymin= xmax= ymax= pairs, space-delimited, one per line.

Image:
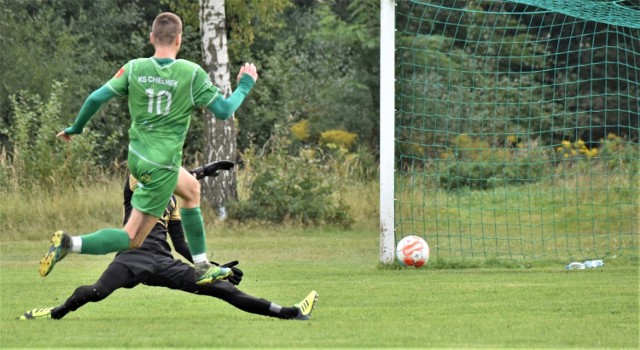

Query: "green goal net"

xmin=386 ymin=0 xmax=639 ymax=263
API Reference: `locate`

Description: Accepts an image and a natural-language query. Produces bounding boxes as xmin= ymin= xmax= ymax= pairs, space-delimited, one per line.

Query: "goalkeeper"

xmin=21 ymin=162 xmax=318 ymax=321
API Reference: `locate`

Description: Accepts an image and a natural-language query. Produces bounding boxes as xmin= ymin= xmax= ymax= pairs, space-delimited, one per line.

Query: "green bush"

xmin=439 ymin=135 xmax=550 ymax=190
xmin=6 ymin=82 xmax=100 ymax=192
xmin=596 ymin=134 xmax=640 ymax=173
xmin=438 ymin=132 xmax=639 ymax=191
xmin=227 ymin=134 xmax=354 ymax=228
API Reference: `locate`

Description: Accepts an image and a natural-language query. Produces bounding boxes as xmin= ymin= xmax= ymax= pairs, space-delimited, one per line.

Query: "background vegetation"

xmin=0 ymin=0 xmax=381 ymax=225
xmin=0 ymin=2 xmax=637 ymax=347
xmin=0 ymin=0 xmax=637 ymax=241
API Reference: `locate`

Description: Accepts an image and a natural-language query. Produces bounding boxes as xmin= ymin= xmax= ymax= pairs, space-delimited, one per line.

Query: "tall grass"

xmin=3 ymin=132 xmax=637 ymax=265
xmin=0 ymin=172 xmax=380 ymax=241
xmin=1 ymin=176 xmax=125 ymax=241
xmin=3 ymin=165 xmax=636 ymax=265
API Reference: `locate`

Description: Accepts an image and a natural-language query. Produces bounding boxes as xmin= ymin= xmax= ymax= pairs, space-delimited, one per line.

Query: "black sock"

xmin=51 ymin=306 xmax=67 ymax=320
xmin=278 ymin=306 xmax=300 ymax=319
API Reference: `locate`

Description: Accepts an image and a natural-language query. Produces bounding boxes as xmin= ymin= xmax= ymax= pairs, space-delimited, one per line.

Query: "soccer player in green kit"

xmin=40 ymin=12 xmax=258 ymax=284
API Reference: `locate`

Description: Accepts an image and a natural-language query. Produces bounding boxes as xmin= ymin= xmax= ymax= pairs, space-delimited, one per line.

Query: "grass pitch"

xmin=1 ymin=228 xmax=638 ymax=349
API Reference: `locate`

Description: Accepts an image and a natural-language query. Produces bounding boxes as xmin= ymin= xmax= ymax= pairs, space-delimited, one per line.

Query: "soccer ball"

xmin=396 ymin=235 xmax=429 ymax=268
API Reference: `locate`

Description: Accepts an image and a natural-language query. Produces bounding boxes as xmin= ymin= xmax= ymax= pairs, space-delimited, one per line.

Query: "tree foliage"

xmin=1 ymin=0 xmax=381 ymax=167
xmin=2 ymin=0 xmax=637 ymax=195
xmin=236 ymin=0 xmax=380 ymax=152
xmin=0 ymin=0 xmax=163 ymax=165
xmin=396 ymin=0 xmax=639 ymax=146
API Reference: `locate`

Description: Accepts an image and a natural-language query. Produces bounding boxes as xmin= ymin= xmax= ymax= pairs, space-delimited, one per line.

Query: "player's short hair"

xmin=152 ymin=12 xmax=183 ymax=46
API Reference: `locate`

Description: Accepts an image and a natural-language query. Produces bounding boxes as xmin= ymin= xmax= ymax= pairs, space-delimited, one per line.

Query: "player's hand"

xmin=210 ymin=260 xmax=244 ymax=285
xmin=237 ymin=62 xmax=258 ymax=83
xmin=56 ymin=130 xmax=73 ymax=142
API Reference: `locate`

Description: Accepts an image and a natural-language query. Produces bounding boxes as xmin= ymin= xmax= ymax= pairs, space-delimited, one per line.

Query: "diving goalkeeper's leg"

xmin=24 ymin=263 xmax=135 ymax=320
xmin=182 ymin=278 xmax=318 ymax=320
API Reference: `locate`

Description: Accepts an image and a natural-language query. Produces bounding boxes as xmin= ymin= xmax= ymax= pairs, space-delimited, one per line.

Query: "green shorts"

xmin=128 ymin=152 xmax=179 ymax=218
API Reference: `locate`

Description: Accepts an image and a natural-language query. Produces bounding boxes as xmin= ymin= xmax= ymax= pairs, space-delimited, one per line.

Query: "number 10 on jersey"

xmin=145 ymin=88 xmax=173 ymax=115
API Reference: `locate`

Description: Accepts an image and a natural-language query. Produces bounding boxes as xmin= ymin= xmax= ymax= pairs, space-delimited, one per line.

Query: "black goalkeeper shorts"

xmin=111 ymin=249 xmax=192 ymax=290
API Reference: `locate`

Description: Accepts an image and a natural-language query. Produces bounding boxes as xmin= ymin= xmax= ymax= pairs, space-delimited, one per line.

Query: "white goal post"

xmin=379 ymin=0 xmax=395 ymax=264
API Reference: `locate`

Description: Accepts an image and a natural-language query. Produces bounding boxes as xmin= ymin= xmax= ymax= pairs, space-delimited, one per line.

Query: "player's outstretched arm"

xmin=206 ymin=63 xmax=258 ymax=120
xmin=57 ymin=85 xmax=116 ymax=141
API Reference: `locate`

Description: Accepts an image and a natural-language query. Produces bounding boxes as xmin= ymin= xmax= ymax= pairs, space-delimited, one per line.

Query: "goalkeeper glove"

xmin=209 ymin=260 xmax=244 ymax=285
xmin=189 ymin=160 xmax=234 ymax=180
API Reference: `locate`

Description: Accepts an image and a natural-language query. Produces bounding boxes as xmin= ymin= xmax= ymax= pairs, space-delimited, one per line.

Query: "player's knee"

xmin=218 ymin=281 xmax=238 ymax=295
xmin=186 ymin=181 xmax=201 ymax=200
xmin=76 ymin=284 xmax=111 ymax=302
xmin=213 ymin=281 xmax=240 ymax=301
xmin=181 ymin=183 xmax=201 ymax=207
xmin=92 ymin=282 xmax=113 ymax=301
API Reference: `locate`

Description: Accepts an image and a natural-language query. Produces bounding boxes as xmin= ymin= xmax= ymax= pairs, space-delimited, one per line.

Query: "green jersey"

xmin=106 ymin=58 xmax=221 ymax=169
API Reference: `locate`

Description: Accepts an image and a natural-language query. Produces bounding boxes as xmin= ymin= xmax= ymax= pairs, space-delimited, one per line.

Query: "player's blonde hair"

xmin=152 ymin=12 xmax=182 ymax=46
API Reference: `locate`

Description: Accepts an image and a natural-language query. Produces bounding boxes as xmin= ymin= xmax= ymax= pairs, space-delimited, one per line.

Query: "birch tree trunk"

xmin=199 ymin=0 xmax=237 ymax=218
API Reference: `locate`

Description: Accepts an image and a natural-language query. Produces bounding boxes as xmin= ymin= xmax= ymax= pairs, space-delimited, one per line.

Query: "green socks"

xmin=80 ymin=228 xmax=130 ymax=254
xmin=78 ymin=208 xmax=207 ymax=257
xmin=180 ymin=207 xmax=207 ymax=257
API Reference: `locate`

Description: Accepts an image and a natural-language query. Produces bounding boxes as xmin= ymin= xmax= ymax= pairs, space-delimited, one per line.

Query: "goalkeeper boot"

xmin=20 ymin=307 xmax=55 ymax=320
xmin=195 ymin=262 xmax=233 ymax=285
xmin=294 ymin=290 xmax=319 ymax=320
xmin=39 ymin=231 xmax=71 ymax=277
